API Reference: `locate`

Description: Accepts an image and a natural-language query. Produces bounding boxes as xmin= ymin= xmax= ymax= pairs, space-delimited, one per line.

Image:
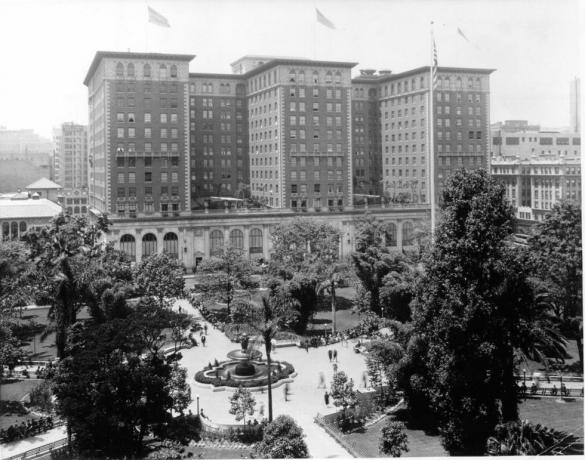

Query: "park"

xmin=1 ymin=170 xmax=583 ymax=458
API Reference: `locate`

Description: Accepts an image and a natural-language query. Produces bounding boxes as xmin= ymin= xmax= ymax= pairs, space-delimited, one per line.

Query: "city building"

xmin=58 ymin=188 xmax=90 ymax=216
xmin=0 ymin=193 xmax=63 ymax=240
xmin=188 ymin=72 xmax=248 ymax=209
xmin=25 ymin=177 xmax=63 ymax=202
xmin=351 ymin=70 xmax=383 ymax=196
xmin=491 ymin=120 xmax=580 ymax=160
xmin=491 ymin=154 xmax=581 ymax=221
xmin=0 ymin=127 xmax=52 ymax=165
xmin=53 ymin=122 xmax=89 ymax=189
xmin=570 ymin=77 xmax=580 ymax=133
xmin=84 ymin=51 xmax=196 ymax=217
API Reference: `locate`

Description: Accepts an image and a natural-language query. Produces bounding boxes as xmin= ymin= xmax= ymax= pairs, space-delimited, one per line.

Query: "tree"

xmin=269 ymin=218 xmax=341 ymax=332
xmin=21 ymin=214 xmax=111 ymax=358
xmin=365 ymin=340 xmax=404 ymax=407
xmin=254 ymin=415 xmax=309 ymax=458
xmin=53 ymin=300 xmax=191 ymax=457
xmin=134 ymin=253 xmax=185 ymax=309
xmin=529 ymin=201 xmax=582 ymax=365
xmin=229 ymin=386 xmax=256 ymax=425
xmin=409 ymin=169 xmax=566 ymax=455
xmin=329 ymin=371 xmax=358 ymax=417
xmin=197 ymin=247 xmax=256 ymax=315
xmin=379 ymin=420 xmax=409 ymax=457
xmin=352 ymin=214 xmax=398 ymax=316
xmin=379 ymin=255 xmax=417 ymax=322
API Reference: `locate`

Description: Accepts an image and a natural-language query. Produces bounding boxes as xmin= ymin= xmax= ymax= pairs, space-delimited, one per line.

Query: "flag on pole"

xmin=457 ymin=27 xmax=470 ymax=43
xmin=316 ymin=8 xmax=335 ymax=29
xmin=148 ymin=6 xmax=170 ymax=28
xmin=432 ymin=37 xmax=438 ymax=89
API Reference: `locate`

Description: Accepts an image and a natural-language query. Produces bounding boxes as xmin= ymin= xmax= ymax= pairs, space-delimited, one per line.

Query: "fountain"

xmin=194 ymin=335 xmax=295 ymax=388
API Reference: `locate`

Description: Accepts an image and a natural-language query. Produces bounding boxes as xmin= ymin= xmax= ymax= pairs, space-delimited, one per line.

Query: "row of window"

xmin=117 ymin=171 xmax=180 ymax=183
xmin=115 ymin=62 xmax=178 ymax=79
xmin=117 ymin=186 xmax=180 ymax=197
xmin=1 ymin=221 xmax=27 ymax=240
xmin=117 ymin=128 xmax=180 ymax=139
xmin=116 ymin=112 xmax=179 ymax=123
xmin=288 ymin=69 xmax=343 ymax=85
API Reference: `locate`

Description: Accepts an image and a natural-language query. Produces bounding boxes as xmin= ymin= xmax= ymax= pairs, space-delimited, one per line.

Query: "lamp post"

xmin=196 ymin=394 xmax=200 ymax=417
xmin=523 ymin=368 xmax=527 ymax=384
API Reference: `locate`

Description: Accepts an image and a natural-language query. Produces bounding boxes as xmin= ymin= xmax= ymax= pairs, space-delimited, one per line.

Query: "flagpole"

xmin=428 ymin=22 xmax=436 ymax=240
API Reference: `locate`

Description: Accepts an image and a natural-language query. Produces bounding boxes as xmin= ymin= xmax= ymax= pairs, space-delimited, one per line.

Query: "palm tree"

xmin=316 ymin=263 xmax=349 ymax=334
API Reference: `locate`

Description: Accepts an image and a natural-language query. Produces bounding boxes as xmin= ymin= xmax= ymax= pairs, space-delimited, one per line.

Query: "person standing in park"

xmin=204 ymin=324 xmax=208 ymax=334
xmin=201 ymin=335 xmax=206 ymax=347
xmin=333 ymin=349 xmax=338 ymax=362
xmin=333 ymin=362 xmax=338 ymax=374
xmin=328 ymin=349 xmax=333 ymax=362
xmin=284 ymin=383 xmax=289 ymax=401
xmin=324 ymin=391 xmax=330 ymax=406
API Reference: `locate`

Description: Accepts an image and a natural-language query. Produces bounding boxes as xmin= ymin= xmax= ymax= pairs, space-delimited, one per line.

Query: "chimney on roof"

xmin=378 ymin=70 xmax=392 ymax=75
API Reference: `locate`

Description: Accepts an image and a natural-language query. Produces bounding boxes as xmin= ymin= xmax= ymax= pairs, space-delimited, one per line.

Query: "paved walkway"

xmin=174 ymin=298 xmax=369 ymax=458
xmin=0 ymin=426 xmax=66 ymax=459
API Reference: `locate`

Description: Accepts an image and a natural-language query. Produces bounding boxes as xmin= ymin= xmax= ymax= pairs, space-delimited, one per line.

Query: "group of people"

xmin=188 ymin=323 xmax=209 ymax=348
xmin=0 ymin=416 xmax=54 ymax=443
xmin=327 ymin=349 xmax=339 ymax=362
xmin=518 ymin=380 xmax=576 ymax=397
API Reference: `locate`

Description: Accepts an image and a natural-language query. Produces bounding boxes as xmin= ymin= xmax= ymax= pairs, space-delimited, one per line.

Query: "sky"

xmin=0 ymin=0 xmax=582 ymax=139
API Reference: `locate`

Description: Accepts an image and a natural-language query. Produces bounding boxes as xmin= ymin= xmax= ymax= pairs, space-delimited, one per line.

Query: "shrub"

xmin=255 ymin=415 xmax=308 ymax=458
xmin=157 ymin=414 xmax=201 ymax=445
xmin=28 ymin=380 xmax=54 ymax=413
xmin=379 ymin=420 xmax=409 ymax=457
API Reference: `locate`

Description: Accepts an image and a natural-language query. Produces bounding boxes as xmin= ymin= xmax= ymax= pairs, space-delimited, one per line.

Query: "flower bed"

xmin=194 ymin=361 xmax=295 ymax=388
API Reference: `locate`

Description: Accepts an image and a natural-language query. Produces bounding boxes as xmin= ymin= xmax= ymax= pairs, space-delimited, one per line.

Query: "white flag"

xmin=316 ymin=8 xmax=335 ymax=29
xmin=148 ymin=6 xmax=170 ymax=28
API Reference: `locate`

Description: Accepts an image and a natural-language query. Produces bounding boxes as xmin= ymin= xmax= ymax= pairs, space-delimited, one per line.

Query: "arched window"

xmin=127 ymin=63 xmax=135 ymax=78
xmin=334 ymin=71 xmax=342 ymax=84
xmin=467 ymin=77 xmax=474 ymax=88
xmin=444 ymin=76 xmax=450 ymax=89
xmin=19 ymin=221 xmax=27 ymax=234
xmin=81 ymin=206 xmax=87 ymax=214
xmin=229 ymin=229 xmax=244 ymax=250
xmin=249 ymin=228 xmax=263 ymax=254
xmin=236 ymin=83 xmax=245 ymax=96
xmin=163 ymin=232 xmax=179 ymax=258
xmin=210 ymin=230 xmax=224 ymax=256
xmin=142 ymin=233 xmax=157 ymax=257
xmin=170 ymin=65 xmax=177 ymax=78
xmin=411 ymin=78 xmax=416 ymax=90
xmin=160 ymin=64 xmax=168 ymax=79
xmin=11 ymin=222 xmax=18 ymax=239
xmin=74 ymin=206 xmax=80 ymax=214
xmin=456 ymin=77 xmax=462 ymax=89
xmin=67 ymin=207 xmax=72 ymax=214
xmin=289 ymin=69 xmax=296 ymax=82
xmin=312 ymin=71 xmax=319 ymax=84
xmin=325 ymin=71 xmax=332 ymax=83
xmin=475 ymin=77 xmax=481 ymax=90
xmin=2 ymin=222 xmax=9 ymax=240
xmin=402 ymin=222 xmax=414 ymax=246
xmin=116 ymin=62 xmax=124 ymax=78
xmin=298 ymin=70 xmax=305 ymax=83
xmin=368 ymin=88 xmax=377 ymax=98
xmin=144 ymin=64 xmax=151 ymax=78
xmin=385 ymin=223 xmax=397 ymax=247
xmin=120 ymin=234 xmax=136 ymax=261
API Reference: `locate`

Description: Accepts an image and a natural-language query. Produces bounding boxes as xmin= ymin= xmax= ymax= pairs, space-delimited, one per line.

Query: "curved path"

xmin=174 ymin=298 xmax=368 ymax=458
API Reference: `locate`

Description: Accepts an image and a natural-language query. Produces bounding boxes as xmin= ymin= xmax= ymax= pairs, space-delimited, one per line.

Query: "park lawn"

xmin=188 ymin=446 xmax=253 ymax=458
xmin=0 ymin=413 xmax=40 ymax=430
xmin=519 ymin=398 xmax=584 ymax=441
xmin=0 ymin=380 xmax=42 ymax=401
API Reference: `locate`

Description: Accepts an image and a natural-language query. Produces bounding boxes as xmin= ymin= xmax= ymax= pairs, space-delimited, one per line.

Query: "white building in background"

xmin=570 ymin=77 xmax=580 ymax=134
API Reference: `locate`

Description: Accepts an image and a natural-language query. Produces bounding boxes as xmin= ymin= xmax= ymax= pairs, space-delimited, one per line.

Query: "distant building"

xmin=491 ymin=120 xmax=580 ymax=160
xmin=570 ymin=77 xmax=580 ymax=133
xmin=0 ymin=194 xmax=62 ymax=240
xmin=491 ymin=154 xmax=581 ymax=221
xmin=25 ymin=177 xmax=63 ymax=202
xmin=0 ymin=127 xmax=52 ymax=166
xmin=58 ymin=188 xmax=90 ymax=216
xmin=53 ymin=122 xmax=89 ymax=189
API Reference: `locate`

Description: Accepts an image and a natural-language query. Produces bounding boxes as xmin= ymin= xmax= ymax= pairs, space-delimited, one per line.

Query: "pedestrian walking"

xmin=333 ymin=363 xmax=338 ymax=374
xmin=328 ymin=349 xmax=332 ymax=362
xmin=259 ymin=402 xmax=265 ymax=417
xmin=201 ymin=335 xmax=206 ymax=347
xmin=318 ymin=372 xmax=326 ymax=389
xmin=204 ymin=324 xmax=208 ymax=334
xmin=305 ymin=342 xmax=309 ymax=353
xmin=333 ymin=349 xmax=338 ymax=362
xmin=362 ymin=371 xmax=368 ymax=388
xmin=284 ymin=383 xmax=289 ymax=402
xmin=324 ymin=391 xmax=330 ymax=406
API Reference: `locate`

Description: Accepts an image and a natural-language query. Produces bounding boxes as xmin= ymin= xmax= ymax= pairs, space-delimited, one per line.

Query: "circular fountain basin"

xmin=202 ymin=360 xmax=282 ymax=382
xmin=226 ymin=349 xmax=262 ymax=361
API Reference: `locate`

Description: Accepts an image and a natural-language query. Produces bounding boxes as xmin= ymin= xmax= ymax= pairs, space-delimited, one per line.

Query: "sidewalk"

xmin=0 ymin=426 xmax=66 ymax=459
xmin=173 ymin=298 xmax=359 ymax=458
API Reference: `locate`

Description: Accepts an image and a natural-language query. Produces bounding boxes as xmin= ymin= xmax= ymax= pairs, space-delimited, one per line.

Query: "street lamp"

xmin=196 ymin=394 xmax=200 ymax=417
xmin=523 ymin=368 xmax=527 ymax=384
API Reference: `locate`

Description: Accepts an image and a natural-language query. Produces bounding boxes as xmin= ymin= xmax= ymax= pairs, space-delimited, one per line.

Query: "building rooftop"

xmin=83 ymin=51 xmax=197 ymax=85
xmin=354 ymin=66 xmax=496 ymax=83
xmin=0 ymin=198 xmax=62 ymax=220
xmin=25 ymin=178 xmax=63 ymax=190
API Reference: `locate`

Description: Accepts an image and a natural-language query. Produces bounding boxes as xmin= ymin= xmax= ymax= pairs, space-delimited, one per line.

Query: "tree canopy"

xmin=254 ymin=415 xmax=309 ymax=458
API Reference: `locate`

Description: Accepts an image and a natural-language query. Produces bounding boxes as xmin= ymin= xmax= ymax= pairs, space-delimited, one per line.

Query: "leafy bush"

xmin=0 ymin=400 xmax=29 ymax=416
xmin=255 ymin=415 xmax=308 ymax=458
xmin=28 ymin=380 xmax=54 ymax=413
xmin=156 ymin=414 xmax=201 ymax=445
xmin=486 ymin=420 xmax=580 ymax=456
xmin=379 ymin=420 xmax=409 ymax=457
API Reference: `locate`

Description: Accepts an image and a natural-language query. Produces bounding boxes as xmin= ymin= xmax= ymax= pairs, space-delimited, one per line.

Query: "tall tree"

xmin=409 ymin=169 xmax=566 ymax=455
xmin=254 ymin=415 xmax=309 ymax=458
xmin=197 ymin=247 xmax=255 ymax=315
xmin=352 ymin=214 xmax=397 ymax=316
xmin=134 ymin=253 xmax=185 ymax=309
xmin=229 ymin=386 xmax=256 ymax=425
xmin=529 ymin=201 xmax=582 ymax=365
xmin=269 ymin=218 xmax=341 ymax=332
xmin=329 ymin=371 xmax=358 ymax=417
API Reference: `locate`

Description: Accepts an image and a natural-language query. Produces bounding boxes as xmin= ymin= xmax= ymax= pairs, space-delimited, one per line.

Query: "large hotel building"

xmin=84 ymin=51 xmax=494 ymax=217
